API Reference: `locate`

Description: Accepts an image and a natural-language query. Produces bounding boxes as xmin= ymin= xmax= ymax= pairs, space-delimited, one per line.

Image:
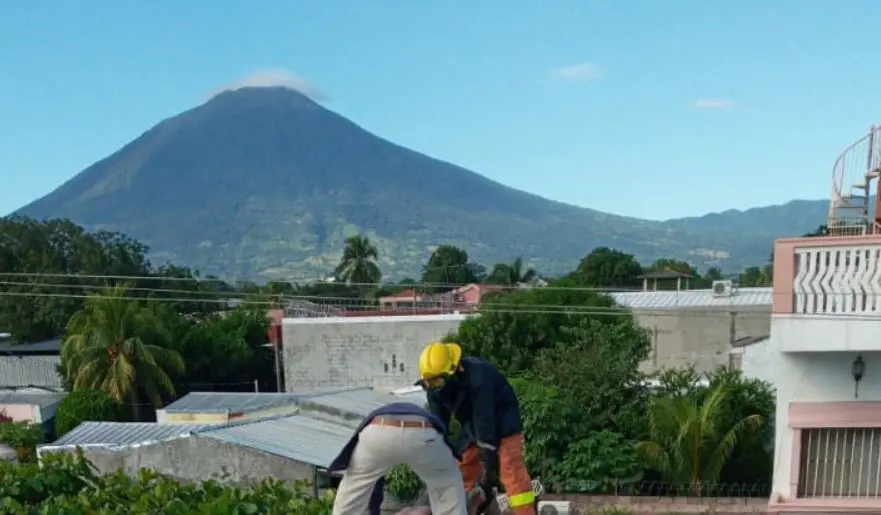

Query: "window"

xmin=799 ymin=427 xmax=881 ymax=497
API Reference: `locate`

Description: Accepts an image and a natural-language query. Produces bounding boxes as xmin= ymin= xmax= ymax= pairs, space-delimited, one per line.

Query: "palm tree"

xmin=335 ymin=235 xmax=382 ymax=288
xmin=488 ymin=256 xmax=537 ymax=286
xmin=61 ymin=285 xmax=185 ymax=421
xmin=635 ymin=385 xmax=763 ymax=491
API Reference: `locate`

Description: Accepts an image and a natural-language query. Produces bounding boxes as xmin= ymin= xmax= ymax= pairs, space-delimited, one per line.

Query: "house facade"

xmin=765 ymin=233 xmax=881 ymax=513
xmin=609 ymin=288 xmax=772 ymax=375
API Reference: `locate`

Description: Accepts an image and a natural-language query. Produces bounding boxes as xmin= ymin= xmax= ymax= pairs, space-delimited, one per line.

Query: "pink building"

xmin=760 ymin=126 xmax=881 ymax=513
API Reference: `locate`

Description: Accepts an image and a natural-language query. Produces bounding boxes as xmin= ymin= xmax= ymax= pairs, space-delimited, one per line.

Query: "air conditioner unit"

xmin=712 ymin=280 xmax=734 ymax=297
xmin=538 ymin=501 xmax=572 ymax=515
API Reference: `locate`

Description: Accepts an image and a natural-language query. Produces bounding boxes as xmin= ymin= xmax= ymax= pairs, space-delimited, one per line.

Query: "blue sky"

xmin=1 ymin=1 xmax=879 ymax=220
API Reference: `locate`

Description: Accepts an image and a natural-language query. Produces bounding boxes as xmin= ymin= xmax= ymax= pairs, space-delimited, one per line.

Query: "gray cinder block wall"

xmin=634 ymin=306 xmax=771 ymax=374
xmin=42 ymin=436 xmax=316 ymax=487
xmin=281 ymin=306 xmax=771 ymax=391
xmin=282 ymin=315 xmax=469 ymax=392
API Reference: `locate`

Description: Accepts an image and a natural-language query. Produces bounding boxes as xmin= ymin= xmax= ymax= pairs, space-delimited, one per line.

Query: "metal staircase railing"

xmin=828 ymin=125 xmax=881 ymax=235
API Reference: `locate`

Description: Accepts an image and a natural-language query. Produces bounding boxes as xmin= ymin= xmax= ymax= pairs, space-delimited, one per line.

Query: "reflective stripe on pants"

xmin=459 ymin=433 xmax=536 ymax=515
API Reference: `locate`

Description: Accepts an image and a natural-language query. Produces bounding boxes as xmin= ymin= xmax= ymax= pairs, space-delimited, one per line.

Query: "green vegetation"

xmin=0 ymin=216 xmax=776 ymax=505
xmin=0 ymin=420 xmax=43 ymax=463
xmin=54 ymin=389 xmax=126 ymax=437
xmin=0 ymin=451 xmax=334 ymax=514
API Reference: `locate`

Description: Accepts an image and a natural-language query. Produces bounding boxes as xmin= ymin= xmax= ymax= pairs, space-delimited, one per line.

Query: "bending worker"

xmin=417 ymin=342 xmax=536 ymax=515
xmin=328 ymin=401 xmax=468 ymax=515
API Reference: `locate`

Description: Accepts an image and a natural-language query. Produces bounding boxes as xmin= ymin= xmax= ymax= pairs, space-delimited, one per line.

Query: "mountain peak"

xmin=206 ymin=86 xmax=320 ymax=110
xmin=207 ymin=70 xmax=329 ymax=104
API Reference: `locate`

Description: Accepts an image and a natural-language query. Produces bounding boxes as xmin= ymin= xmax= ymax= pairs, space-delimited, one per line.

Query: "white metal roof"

xmin=609 ymin=287 xmax=772 ymax=310
xmin=198 ymin=413 xmax=354 ymax=469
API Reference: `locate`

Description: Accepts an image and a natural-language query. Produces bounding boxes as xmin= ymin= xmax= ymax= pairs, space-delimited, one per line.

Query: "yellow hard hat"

xmin=418 ymin=342 xmax=462 ymax=380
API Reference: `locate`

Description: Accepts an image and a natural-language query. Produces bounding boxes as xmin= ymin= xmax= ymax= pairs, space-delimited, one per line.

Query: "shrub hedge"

xmin=0 ymin=451 xmax=334 ymax=514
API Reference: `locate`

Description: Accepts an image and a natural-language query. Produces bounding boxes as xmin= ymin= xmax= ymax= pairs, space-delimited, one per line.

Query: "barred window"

xmin=799 ymin=427 xmax=881 ymax=497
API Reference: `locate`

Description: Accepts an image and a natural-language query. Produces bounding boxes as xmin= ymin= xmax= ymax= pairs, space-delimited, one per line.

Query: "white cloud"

xmin=209 ymin=68 xmax=329 ymax=102
xmin=553 ymin=62 xmax=601 ymax=81
xmin=693 ymin=98 xmax=732 ymax=109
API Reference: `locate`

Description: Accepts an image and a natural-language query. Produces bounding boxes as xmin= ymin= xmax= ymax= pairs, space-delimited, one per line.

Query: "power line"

xmin=0 ymin=271 xmax=767 ymax=292
xmin=0 ymin=288 xmax=780 ymax=319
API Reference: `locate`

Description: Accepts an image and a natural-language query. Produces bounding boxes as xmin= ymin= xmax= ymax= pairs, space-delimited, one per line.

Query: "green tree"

xmin=0 ymin=217 xmax=152 ymax=342
xmin=738 ymin=265 xmax=772 ymax=287
xmin=335 ymin=235 xmax=382 ymax=289
xmin=486 ymin=256 xmax=536 ymax=286
xmin=171 ymin=306 xmax=274 ymax=394
xmin=647 ymin=258 xmax=697 ymax=277
xmin=530 ymin=318 xmax=651 ymax=440
xmin=420 ymin=245 xmax=480 ymax=292
xmin=803 ymin=224 xmax=829 ymax=237
xmin=54 ymin=389 xmax=126 ymax=437
xmin=455 ymin=280 xmax=633 ymax=375
xmin=704 ymin=267 xmax=724 ymax=281
xmin=60 ymin=285 xmax=185 ymax=421
xmin=570 ymin=247 xmax=643 ymax=288
xmin=635 ymin=384 xmax=763 ymax=489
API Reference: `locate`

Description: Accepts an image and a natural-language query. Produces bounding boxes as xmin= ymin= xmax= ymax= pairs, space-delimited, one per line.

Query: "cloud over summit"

xmin=210 ymin=69 xmax=329 ymax=102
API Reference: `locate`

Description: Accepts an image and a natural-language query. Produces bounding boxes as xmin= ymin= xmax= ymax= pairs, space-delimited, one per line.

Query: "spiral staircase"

xmin=828 ymin=125 xmax=881 ymax=235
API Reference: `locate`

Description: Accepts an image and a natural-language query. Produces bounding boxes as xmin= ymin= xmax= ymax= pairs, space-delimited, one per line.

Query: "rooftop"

xmin=294 ymin=387 xmax=422 ymax=420
xmin=160 ymin=392 xmax=303 ymax=414
xmin=0 ymin=356 xmax=64 ymax=389
xmin=198 ymin=413 xmax=354 ymax=469
xmin=41 ymin=413 xmax=356 ymax=469
xmin=638 ymin=269 xmax=694 ymax=279
xmin=49 ymin=421 xmax=214 ymax=448
xmin=0 ymin=339 xmax=62 ymax=355
xmin=609 ymin=287 xmax=772 ymax=310
xmin=161 ymin=387 xmax=421 ymax=422
xmin=0 ymin=391 xmax=66 ymax=407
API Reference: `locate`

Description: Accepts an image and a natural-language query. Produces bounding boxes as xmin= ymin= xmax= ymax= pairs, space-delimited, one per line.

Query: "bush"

xmin=385 ymin=464 xmax=424 ymax=501
xmin=0 ymin=421 xmax=43 ymax=463
xmin=55 ymin=388 xmax=126 ymax=437
xmin=0 ymin=451 xmax=335 ymax=514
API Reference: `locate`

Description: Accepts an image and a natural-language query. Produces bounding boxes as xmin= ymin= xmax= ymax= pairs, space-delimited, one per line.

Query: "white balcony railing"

xmin=799 ymin=427 xmax=881 ymax=498
xmin=792 ymin=244 xmax=881 ymax=315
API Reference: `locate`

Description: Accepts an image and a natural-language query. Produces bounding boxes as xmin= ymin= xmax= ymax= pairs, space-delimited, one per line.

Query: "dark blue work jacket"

xmin=328 ymin=402 xmax=460 ymax=515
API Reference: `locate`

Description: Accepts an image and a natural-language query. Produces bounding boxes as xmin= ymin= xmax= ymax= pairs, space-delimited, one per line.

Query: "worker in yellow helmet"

xmin=417 ymin=342 xmax=536 ymax=515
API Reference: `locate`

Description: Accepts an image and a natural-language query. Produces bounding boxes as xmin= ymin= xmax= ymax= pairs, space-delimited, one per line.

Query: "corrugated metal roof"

xmin=49 ymin=421 xmax=214 ymax=448
xmin=198 ymin=413 xmax=354 ymax=469
xmin=609 ymin=287 xmax=773 ymax=310
xmin=0 ymin=356 xmax=63 ymax=388
xmin=294 ymin=387 xmax=422 ymax=419
xmin=0 ymin=339 xmax=62 ymax=354
xmin=161 ymin=392 xmax=303 ymax=413
xmin=0 ymin=391 xmax=66 ymax=407
xmin=391 ymin=386 xmax=427 ymax=405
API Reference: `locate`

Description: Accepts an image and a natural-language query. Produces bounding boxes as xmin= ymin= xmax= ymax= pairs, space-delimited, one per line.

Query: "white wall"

xmin=773 ymin=314 xmax=881 ymax=352
xmin=282 ymin=315 xmax=469 ymax=392
xmin=764 ymin=315 xmax=881 ymax=497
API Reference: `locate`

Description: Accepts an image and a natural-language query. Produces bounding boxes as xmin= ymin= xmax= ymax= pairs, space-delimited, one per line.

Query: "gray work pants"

xmin=332 ymin=416 xmax=467 ymax=515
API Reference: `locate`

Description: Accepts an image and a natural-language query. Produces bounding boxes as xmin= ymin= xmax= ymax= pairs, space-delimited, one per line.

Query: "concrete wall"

xmin=282 ymin=308 xmax=771 ymax=389
xmin=282 ymin=315 xmax=468 ymax=392
xmin=46 ymin=435 xmax=317 ymax=487
xmin=633 ymin=306 xmax=771 ymax=375
xmin=765 ymin=313 xmax=881 ymax=499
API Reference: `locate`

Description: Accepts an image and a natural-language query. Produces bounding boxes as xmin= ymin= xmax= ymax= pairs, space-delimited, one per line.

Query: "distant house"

xmin=378 ymin=283 xmax=507 ymax=312
xmin=378 ymin=289 xmax=426 ymax=310
xmin=0 ymin=339 xmax=64 ymax=391
xmin=0 ymin=391 xmax=67 ymax=437
xmin=156 ymin=392 xmax=303 ymax=424
xmin=610 ymin=287 xmax=772 ymax=374
xmin=638 ymin=269 xmax=694 ymax=292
